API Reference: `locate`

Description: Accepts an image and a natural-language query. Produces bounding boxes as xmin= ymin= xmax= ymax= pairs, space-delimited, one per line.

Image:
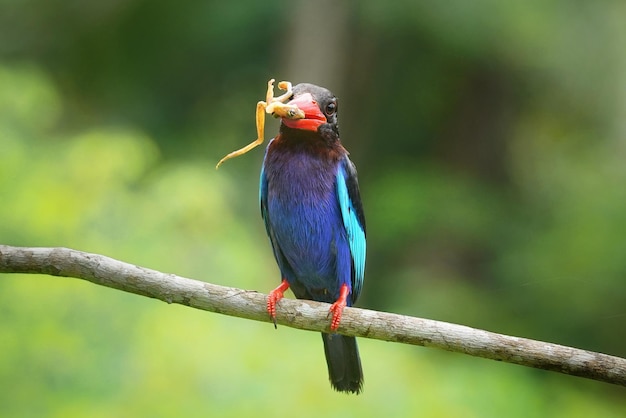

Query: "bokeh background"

xmin=2 ymin=0 xmax=625 ymax=416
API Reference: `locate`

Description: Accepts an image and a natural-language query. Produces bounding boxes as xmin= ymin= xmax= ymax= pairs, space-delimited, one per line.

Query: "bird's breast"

xmin=264 ymin=145 xmax=346 ymax=286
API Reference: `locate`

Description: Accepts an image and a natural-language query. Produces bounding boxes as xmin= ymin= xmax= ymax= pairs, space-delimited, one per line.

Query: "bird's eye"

xmin=325 ymin=102 xmax=337 ymax=116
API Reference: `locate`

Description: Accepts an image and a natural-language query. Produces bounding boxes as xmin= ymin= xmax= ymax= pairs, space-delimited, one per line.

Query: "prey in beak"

xmin=216 ymin=79 xmax=305 ymax=168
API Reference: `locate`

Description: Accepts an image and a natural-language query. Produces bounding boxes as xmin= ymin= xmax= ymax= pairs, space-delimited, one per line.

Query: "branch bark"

xmin=1 ymin=245 xmax=625 ymax=387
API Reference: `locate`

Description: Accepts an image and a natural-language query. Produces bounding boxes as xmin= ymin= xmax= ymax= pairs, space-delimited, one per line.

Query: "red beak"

xmin=281 ymin=93 xmax=327 ymax=131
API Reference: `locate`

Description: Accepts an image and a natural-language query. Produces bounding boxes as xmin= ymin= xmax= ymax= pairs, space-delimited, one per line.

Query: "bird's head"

xmin=277 ymin=83 xmax=338 ymax=133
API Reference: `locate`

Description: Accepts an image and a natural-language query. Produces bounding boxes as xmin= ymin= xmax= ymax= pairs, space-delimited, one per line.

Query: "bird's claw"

xmin=328 ymin=300 xmax=346 ymax=331
xmin=267 ymin=279 xmax=290 ymax=329
xmin=267 ymin=293 xmax=281 ymax=329
xmin=328 ymin=283 xmax=350 ymax=331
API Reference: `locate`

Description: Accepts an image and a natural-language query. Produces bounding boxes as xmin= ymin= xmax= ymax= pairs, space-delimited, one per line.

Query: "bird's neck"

xmin=274 ymin=126 xmax=345 ymax=161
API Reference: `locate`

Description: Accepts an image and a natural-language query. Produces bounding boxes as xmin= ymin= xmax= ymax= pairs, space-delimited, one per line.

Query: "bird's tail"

xmin=321 ymin=333 xmax=363 ymax=394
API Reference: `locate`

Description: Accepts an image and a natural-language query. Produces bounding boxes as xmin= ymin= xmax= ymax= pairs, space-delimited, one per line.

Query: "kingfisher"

xmin=218 ymin=80 xmax=366 ymax=394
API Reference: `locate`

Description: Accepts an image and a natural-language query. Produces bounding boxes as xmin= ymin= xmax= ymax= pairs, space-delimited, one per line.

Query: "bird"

xmin=259 ymin=82 xmax=366 ymax=394
xmin=216 ymin=79 xmax=366 ymax=394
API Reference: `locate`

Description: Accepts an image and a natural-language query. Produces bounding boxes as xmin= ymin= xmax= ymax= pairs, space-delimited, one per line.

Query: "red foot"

xmin=328 ymin=283 xmax=350 ymax=331
xmin=267 ymin=279 xmax=290 ymax=328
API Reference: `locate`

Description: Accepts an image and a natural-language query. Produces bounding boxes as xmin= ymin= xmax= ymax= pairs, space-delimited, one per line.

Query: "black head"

xmin=280 ymin=83 xmax=339 ymax=132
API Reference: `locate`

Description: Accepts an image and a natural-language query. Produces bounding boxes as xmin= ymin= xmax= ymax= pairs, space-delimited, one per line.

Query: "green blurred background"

xmin=1 ymin=0 xmax=625 ymax=416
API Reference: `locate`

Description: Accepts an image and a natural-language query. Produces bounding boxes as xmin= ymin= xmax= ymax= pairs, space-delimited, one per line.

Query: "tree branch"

xmin=1 ymin=245 xmax=624 ymax=387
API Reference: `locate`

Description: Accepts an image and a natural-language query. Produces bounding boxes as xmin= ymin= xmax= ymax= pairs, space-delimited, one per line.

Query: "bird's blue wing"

xmin=260 ymin=138 xmax=277 ymax=238
xmin=336 ymin=157 xmax=366 ymax=302
xmin=259 ymin=153 xmax=269 ymax=232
